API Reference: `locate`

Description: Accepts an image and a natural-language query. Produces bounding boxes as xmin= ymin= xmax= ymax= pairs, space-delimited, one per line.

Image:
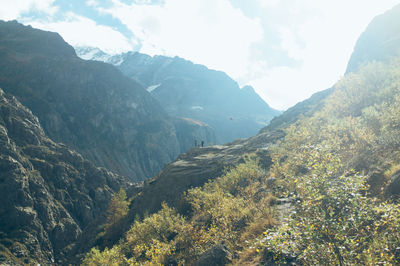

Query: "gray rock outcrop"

xmin=0 ymin=88 xmax=128 ymax=264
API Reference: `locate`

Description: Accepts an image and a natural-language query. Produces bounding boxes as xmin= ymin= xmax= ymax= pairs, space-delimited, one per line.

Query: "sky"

xmin=1 ymin=0 xmax=400 ymax=110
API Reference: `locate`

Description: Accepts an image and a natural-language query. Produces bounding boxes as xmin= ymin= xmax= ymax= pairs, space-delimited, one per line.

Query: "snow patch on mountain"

xmin=147 ymin=84 xmax=161 ymax=93
xmin=191 ymin=106 xmax=204 ymax=111
xmin=75 ymin=46 xmax=112 ymax=62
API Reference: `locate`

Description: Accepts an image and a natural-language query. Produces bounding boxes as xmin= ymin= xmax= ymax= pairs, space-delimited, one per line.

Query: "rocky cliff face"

xmin=173 ymin=117 xmax=216 ymax=151
xmin=0 ymin=20 xmax=184 ymax=181
xmin=76 ymin=48 xmax=280 ymax=144
xmin=0 ymin=88 xmax=128 ymax=265
xmin=346 ymin=4 xmax=400 ymax=73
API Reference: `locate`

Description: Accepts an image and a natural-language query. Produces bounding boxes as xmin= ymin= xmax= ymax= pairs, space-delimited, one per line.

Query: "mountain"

xmin=76 ymin=48 xmax=281 ymax=144
xmin=0 ymin=20 xmax=214 ymax=181
xmin=155 ymin=1 xmax=400 ymax=207
xmin=173 ymin=117 xmax=216 ymax=150
xmin=81 ymin=5 xmax=400 ymax=265
xmin=88 ymin=57 xmax=400 ymax=265
xmin=3 ymin=3 xmax=400 ymax=264
xmin=346 ymin=4 xmax=400 ymax=73
xmin=267 ymin=4 xmax=400 ymax=133
xmin=0 ymin=21 xmax=217 ymax=263
xmin=0 ymin=88 xmax=129 ymax=265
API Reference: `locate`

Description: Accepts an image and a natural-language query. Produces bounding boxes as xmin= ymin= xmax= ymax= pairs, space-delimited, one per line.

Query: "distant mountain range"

xmin=76 ymin=47 xmax=281 ymax=144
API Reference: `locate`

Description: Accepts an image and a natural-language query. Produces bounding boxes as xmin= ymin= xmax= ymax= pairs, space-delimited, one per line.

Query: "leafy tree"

xmin=103 ymin=188 xmax=130 ymax=240
xmin=82 ymin=246 xmax=131 ymax=266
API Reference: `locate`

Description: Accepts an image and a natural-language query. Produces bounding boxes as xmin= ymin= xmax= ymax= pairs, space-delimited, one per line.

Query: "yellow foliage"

xmin=252 ymin=59 xmax=400 ymax=265
xmin=84 ymin=59 xmax=400 ymax=265
xmin=103 ymin=188 xmax=130 ymax=239
xmin=83 ymin=159 xmax=278 ymax=265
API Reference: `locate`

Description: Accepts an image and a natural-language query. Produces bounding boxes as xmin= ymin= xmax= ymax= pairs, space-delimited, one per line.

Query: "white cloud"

xmin=257 ymin=0 xmax=280 ymax=8
xmin=99 ymin=0 xmax=400 ymax=110
xmin=85 ymin=0 xmax=99 ymax=8
xmin=250 ymin=64 xmax=337 ymax=111
xmin=27 ymin=13 xmax=133 ymax=54
xmin=0 ymin=0 xmax=56 ymax=21
xmin=5 ymin=0 xmax=400 ymax=110
xmin=101 ymin=0 xmax=263 ymax=78
xmin=244 ymin=0 xmax=400 ymax=110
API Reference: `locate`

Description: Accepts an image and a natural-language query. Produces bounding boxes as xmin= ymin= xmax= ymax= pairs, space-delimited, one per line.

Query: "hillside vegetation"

xmin=83 ymin=59 xmax=400 ymax=265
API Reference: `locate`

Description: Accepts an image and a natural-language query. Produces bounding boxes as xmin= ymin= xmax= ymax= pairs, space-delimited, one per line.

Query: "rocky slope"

xmin=0 ymin=20 xmax=212 ymax=181
xmin=89 ymin=129 xmax=283 ymax=253
xmin=0 ymin=88 xmax=128 ymax=265
xmin=125 ymin=130 xmax=283 ymax=220
xmin=100 ymin=4 xmax=400 ymax=245
xmin=76 ymin=48 xmax=280 ymax=144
